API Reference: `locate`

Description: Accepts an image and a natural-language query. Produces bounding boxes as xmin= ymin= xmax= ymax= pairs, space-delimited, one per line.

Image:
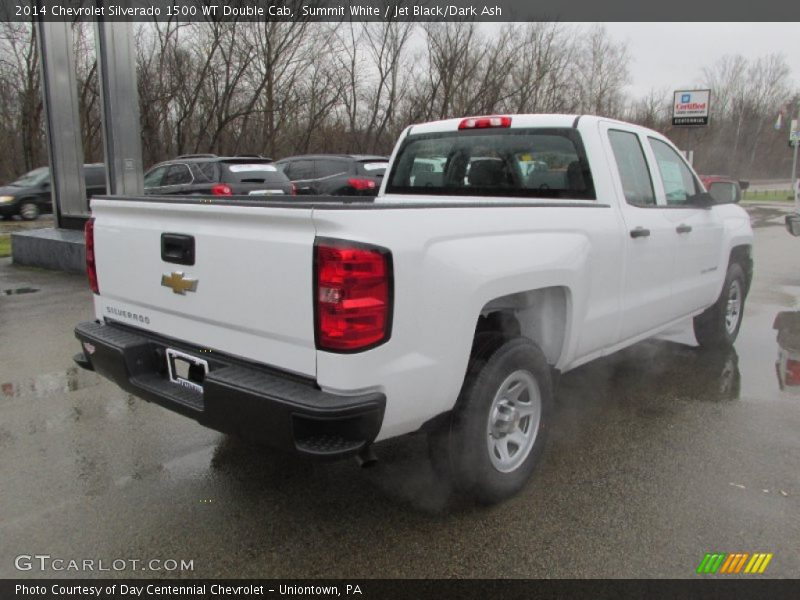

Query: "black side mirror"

xmin=693 ymin=191 xmax=715 ymax=208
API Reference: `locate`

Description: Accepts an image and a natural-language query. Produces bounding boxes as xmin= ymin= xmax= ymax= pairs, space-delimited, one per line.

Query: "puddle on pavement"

xmin=1 ymin=366 xmax=99 ymax=399
xmin=1 ymin=287 xmax=39 ymax=296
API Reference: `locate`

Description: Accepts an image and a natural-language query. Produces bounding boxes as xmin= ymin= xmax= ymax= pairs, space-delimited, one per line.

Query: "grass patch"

xmin=742 ymin=189 xmax=794 ymax=202
xmin=0 ymin=234 xmax=10 ymax=258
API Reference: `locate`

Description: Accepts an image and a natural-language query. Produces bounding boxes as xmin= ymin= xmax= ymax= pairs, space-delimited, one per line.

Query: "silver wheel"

xmin=20 ymin=202 xmax=39 ymax=220
xmin=725 ymin=279 xmax=742 ymax=335
xmin=486 ymin=369 xmax=542 ymax=473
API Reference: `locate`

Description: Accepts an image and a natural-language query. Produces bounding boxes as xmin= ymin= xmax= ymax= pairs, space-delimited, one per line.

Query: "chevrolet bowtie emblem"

xmin=161 ymin=271 xmax=198 ymax=295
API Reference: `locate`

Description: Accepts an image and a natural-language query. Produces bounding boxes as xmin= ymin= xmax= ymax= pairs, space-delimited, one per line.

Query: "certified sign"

xmin=673 ymin=89 xmax=711 ymax=126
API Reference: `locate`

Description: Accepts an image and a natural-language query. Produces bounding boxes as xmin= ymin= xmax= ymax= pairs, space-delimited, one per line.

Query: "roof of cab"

xmin=405 ymin=113 xmax=671 ymax=147
xmin=408 ymin=114 xmax=582 ymax=135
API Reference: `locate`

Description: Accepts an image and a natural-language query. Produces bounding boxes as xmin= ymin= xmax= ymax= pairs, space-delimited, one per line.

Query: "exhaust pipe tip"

xmin=355 ymin=445 xmax=378 ymax=468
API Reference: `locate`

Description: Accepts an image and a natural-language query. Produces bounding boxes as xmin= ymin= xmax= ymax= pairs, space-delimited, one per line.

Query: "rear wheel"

xmin=19 ymin=201 xmax=40 ymax=221
xmin=429 ymin=336 xmax=552 ymax=504
xmin=694 ymin=262 xmax=746 ymax=349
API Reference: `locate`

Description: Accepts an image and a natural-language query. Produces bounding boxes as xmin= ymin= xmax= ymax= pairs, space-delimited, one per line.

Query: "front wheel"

xmin=19 ymin=201 xmax=40 ymax=221
xmin=429 ymin=336 xmax=552 ymax=504
xmin=694 ymin=262 xmax=746 ymax=349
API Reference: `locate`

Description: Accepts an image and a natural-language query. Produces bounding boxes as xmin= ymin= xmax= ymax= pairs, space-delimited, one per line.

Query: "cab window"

xmin=648 ymin=138 xmax=699 ymax=206
xmin=607 ymin=130 xmax=655 ymax=207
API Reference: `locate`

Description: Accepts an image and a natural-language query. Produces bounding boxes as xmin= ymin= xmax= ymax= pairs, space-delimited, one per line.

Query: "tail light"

xmin=211 ymin=184 xmax=232 ymax=196
xmin=291 ymin=183 xmax=297 ymax=196
xmin=458 ymin=115 xmax=512 ymax=130
xmin=785 ymin=358 xmax=800 ymax=386
xmin=85 ymin=218 xmax=99 ymax=294
xmin=347 ymin=178 xmax=377 ymax=191
xmin=314 ymin=239 xmax=392 ymax=352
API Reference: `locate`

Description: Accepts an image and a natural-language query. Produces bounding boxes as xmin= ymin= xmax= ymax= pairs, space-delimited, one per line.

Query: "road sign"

xmin=790 ymin=119 xmax=799 ymax=144
xmin=673 ymin=89 xmax=711 ymax=126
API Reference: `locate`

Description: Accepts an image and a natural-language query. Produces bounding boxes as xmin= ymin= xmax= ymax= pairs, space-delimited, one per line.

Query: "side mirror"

xmin=693 ymin=191 xmax=715 ymax=208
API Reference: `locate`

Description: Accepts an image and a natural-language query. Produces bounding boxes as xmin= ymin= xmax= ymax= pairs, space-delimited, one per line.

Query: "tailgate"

xmin=90 ymin=197 xmax=317 ymax=377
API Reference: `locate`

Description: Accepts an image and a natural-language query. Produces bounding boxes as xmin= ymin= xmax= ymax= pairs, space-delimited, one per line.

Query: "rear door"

xmin=282 ymin=159 xmax=317 ymax=194
xmin=91 ymin=198 xmax=318 ymax=377
xmin=313 ymin=158 xmax=351 ymax=194
xmin=601 ymin=123 xmax=678 ymax=340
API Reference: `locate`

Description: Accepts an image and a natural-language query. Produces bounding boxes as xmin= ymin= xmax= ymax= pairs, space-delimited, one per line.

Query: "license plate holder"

xmin=165 ymin=348 xmax=208 ymax=394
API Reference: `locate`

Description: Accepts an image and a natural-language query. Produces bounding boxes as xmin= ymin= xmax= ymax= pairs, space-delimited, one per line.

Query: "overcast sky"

xmin=599 ymin=22 xmax=800 ymax=99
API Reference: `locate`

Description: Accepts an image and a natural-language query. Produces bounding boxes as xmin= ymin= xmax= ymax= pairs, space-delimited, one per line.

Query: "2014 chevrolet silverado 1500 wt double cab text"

xmin=74 ymin=115 xmax=753 ymax=504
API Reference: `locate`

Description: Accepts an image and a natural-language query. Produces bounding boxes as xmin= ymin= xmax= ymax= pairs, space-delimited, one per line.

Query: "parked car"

xmin=143 ymin=155 xmax=294 ymax=197
xmin=698 ymin=175 xmax=745 ymax=205
xmin=0 ymin=163 xmax=106 ymax=220
xmin=74 ymin=114 xmax=752 ymax=504
xmin=274 ymin=154 xmax=389 ymax=195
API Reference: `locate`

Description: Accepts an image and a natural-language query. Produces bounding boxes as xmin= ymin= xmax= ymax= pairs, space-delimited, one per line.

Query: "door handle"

xmin=676 ymin=224 xmax=693 ymax=234
xmin=161 ymin=233 xmax=195 ymax=266
xmin=630 ymin=227 xmax=651 ymax=239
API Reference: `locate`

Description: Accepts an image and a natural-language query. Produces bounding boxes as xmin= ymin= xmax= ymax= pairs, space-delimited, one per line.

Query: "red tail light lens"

xmin=458 ymin=115 xmax=512 ymax=130
xmin=291 ymin=183 xmax=297 ymax=196
xmin=315 ymin=240 xmax=392 ymax=352
xmin=211 ymin=184 xmax=232 ymax=196
xmin=785 ymin=359 xmax=800 ymax=386
xmin=347 ymin=178 xmax=377 ymax=191
xmin=85 ymin=218 xmax=99 ymax=294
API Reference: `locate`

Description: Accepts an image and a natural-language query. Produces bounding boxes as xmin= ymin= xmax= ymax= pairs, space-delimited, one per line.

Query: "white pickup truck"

xmin=74 ymin=114 xmax=753 ymax=503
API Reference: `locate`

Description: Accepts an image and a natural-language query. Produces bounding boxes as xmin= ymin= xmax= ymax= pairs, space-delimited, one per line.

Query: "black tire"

xmin=19 ymin=201 xmax=40 ymax=221
xmin=693 ymin=262 xmax=746 ymax=349
xmin=429 ymin=336 xmax=553 ymax=504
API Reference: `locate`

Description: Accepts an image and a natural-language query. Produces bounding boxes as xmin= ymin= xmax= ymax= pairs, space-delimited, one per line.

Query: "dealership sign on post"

xmin=673 ymin=90 xmax=711 ymax=126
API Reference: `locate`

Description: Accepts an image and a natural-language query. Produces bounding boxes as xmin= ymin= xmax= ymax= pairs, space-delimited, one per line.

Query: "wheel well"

xmin=475 ymin=287 xmax=568 ymax=366
xmin=729 ymin=245 xmax=753 ymax=294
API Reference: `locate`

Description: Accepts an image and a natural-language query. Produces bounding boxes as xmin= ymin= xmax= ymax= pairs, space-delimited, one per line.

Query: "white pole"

xmin=792 ymin=100 xmax=800 ymax=213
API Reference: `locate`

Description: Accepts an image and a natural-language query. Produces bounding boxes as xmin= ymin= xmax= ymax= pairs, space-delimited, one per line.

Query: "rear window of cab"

xmin=386 ymin=128 xmax=595 ymax=200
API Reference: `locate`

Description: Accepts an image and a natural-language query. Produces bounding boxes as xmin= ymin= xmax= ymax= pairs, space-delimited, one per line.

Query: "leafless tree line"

xmin=0 ymin=20 xmax=796 ymax=183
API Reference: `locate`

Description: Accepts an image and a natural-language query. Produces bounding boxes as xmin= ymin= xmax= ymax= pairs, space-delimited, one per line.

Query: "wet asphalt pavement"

xmin=0 ymin=204 xmax=798 ymax=579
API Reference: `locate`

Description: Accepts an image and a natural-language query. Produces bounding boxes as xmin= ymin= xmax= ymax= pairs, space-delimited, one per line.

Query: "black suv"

xmin=143 ymin=155 xmax=295 ymax=197
xmin=274 ymin=155 xmax=388 ymax=196
xmin=0 ymin=163 xmax=106 ymax=220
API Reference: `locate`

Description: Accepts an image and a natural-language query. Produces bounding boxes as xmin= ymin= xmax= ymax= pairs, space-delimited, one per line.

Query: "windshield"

xmin=386 ymin=128 xmax=594 ymax=200
xmin=10 ymin=167 xmax=49 ymax=187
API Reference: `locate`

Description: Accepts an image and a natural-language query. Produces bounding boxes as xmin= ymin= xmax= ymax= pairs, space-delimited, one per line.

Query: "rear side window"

xmin=315 ymin=159 xmax=349 ymax=178
xmin=607 ymin=130 xmax=655 ymax=207
xmin=386 ymin=128 xmax=594 ymax=199
xmin=162 ymin=164 xmax=193 ymax=186
xmin=282 ymin=160 xmax=315 ymax=180
xmin=648 ymin=138 xmax=700 ymax=205
xmin=193 ymin=162 xmax=218 ymax=182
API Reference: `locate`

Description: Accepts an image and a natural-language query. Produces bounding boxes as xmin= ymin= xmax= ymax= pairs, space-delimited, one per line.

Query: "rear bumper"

xmin=74 ymin=321 xmax=385 ymax=458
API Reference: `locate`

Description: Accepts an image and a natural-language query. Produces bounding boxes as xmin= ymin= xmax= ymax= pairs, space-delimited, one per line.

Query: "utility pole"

xmin=792 ymin=97 xmax=800 ymax=213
